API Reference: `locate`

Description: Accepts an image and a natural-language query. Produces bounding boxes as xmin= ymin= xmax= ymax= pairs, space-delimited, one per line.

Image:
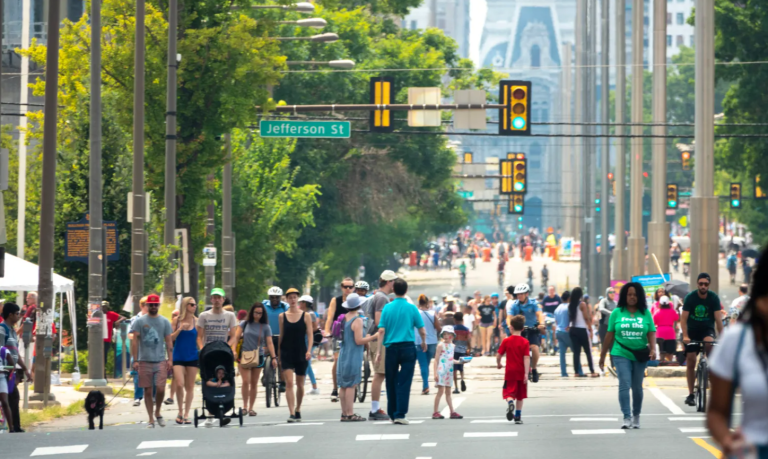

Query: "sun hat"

xmin=285 ymin=288 xmax=300 ymax=296
xmin=342 ymin=293 xmax=362 ymax=310
xmin=440 ymin=325 xmax=456 ymax=336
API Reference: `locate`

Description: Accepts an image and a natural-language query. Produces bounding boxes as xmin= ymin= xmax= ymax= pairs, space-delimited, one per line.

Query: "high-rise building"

xmin=401 ymin=0 xmax=471 ymax=59
xmin=664 ymin=0 xmax=695 ymax=59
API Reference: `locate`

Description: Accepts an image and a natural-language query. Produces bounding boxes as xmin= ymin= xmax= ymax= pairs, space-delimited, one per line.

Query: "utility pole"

xmin=583 ymin=0 xmax=596 ymax=294
xmin=163 ymin=0 xmax=178 ymax=302
xmin=614 ymin=0 xmax=627 ymax=281
xmin=599 ymin=0 xmax=610 ymax=290
xmin=690 ymin=0 xmax=718 ymax=290
xmin=131 ymin=0 xmax=146 ymax=313
xmin=561 ymin=43 xmax=574 ymax=238
xmin=575 ymin=0 xmax=585 ymax=283
xmin=627 ymin=0 xmax=646 ymax=278
xmin=222 ymin=134 xmax=233 ymax=299
xmin=205 ymin=176 xmax=215 ymax=308
xmin=648 ymin=0 xmax=670 ymax=277
xmin=16 ymin=0 xmax=31 ymax=297
xmin=34 ymin=0 xmax=61 ymax=401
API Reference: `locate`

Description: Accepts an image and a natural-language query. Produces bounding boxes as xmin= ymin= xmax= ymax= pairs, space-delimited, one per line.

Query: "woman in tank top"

xmin=232 ymin=303 xmax=276 ymax=417
xmin=279 ymin=288 xmax=314 ymax=423
xmin=568 ymin=287 xmax=597 ymax=377
xmin=171 ymin=297 xmax=199 ymax=424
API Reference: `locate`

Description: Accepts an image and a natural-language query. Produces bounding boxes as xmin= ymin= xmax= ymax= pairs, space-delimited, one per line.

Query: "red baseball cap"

xmin=146 ymin=294 xmax=161 ymax=304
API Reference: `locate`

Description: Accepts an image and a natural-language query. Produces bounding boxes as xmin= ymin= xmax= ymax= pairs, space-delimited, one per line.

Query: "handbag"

xmin=239 ymin=323 xmax=263 ymax=369
xmin=616 ymin=340 xmax=651 ymax=363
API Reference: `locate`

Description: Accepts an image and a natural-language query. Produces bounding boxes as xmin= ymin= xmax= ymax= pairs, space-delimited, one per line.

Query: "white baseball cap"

xmin=299 ymin=295 xmax=314 ymax=304
xmin=659 ymin=295 xmax=671 ymax=305
xmin=380 ymin=270 xmax=398 ymax=281
xmin=441 ymin=325 xmax=456 ymax=336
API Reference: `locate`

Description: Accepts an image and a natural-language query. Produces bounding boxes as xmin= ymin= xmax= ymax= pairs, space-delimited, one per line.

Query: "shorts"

xmin=503 ymin=379 xmax=527 ymax=400
xmin=369 ymin=344 xmax=386 ymax=375
xmin=0 ymin=374 xmax=8 ymax=394
xmin=332 ymin=338 xmax=341 ymax=353
xmin=685 ymin=328 xmax=716 ymax=353
xmin=172 ymin=359 xmax=199 ymax=368
xmin=480 ymin=322 xmax=494 ymax=328
xmin=453 ymin=351 xmax=466 ymax=371
xmin=280 ymin=353 xmax=308 ymax=376
xmin=522 ymin=329 xmax=541 ymax=347
xmin=656 ymin=338 xmax=677 ymax=355
xmin=137 ymin=362 xmax=167 ymax=389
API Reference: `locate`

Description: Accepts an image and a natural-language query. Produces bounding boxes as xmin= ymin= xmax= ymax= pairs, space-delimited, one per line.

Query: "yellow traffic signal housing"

xmin=730 ymin=183 xmax=742 ymax=209
xmin=463 ymin=152 xmax=473 ymax=163
xmin=666 ymin=183 xmax=678 ymax=209
xmin=499 ymin=80 xmax=531 ymax=136
xmin=512 ymin=157 xmax=527 ymax=193
xmin=681 ymin=151 xmax=691 ymax=171
xmin=370 ymin=77 xmax=394 ymax=132
xmin=755 ymin=176 xmax=768 ymax=199
xmin=499 ymin=159 xmax=513 ymax=195
xmin=508 ymin=193 xmax=525 ymax=214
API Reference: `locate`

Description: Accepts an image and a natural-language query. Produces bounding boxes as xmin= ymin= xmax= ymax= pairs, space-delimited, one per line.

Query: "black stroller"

xmin=194 ymin=341 xmax=244 ymax=428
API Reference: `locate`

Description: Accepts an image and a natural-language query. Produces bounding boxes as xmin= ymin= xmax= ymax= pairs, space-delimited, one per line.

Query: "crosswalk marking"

xmin=373 ymin=420 xmax=423 ymax=425
xmin=30 ymin=445 xmax=89 ymax=456
xmin=276 ymin=422 xmax=325 ymax=426
xmin=356 ymin=434 xmax=410 ymax=441
xmin=648 ymin=386 xmax=686 ymax=415
xmin=569 ymin=418 xmax=618 ymax=421
xmin=571 ymin=429 xmax=626 ymax=435
xmin=470 ymin=420 xmax=508 ymax=424
xmin=669 ymin=417 xmax=705 ymax=421
xmin=136 ymin=454 xmax=157 ymax=457
xmin=247 ymin=436 xmax=303 ymax=444
xmin=137 ymin=440 xmax=193 ymax=449
xmin=422 ymin=443 xmax=437 ymax=447
xmin=679 ymin=427 xmax=708 ymax=433
xmin=463 ymin=432 xmax=518 ymax=438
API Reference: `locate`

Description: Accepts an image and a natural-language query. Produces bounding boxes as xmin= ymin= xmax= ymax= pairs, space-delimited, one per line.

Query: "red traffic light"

xmin=607 ymin=173 xmax=614 ymax=180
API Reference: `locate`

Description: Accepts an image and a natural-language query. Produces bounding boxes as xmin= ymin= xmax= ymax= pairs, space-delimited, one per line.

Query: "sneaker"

xmin=506 ymin=401 xmax=515 ymax=421
xmin=607 ymin=366 xmax=618 ymax=378
xmin=309 ymin=388 xmax=321 ymax=395
xmin=369 ymin=409 xmax=390 ymax=421
xmin=295 ymin=411 xmax=302 ymax=422
xmin=393 ymin=418 xmax=410 ymax=425
xmin=685 ymin=394 xmax=695 ymax=406
xmin=331 ymin=390 xmax=339 ymax=402
xmin=155 ymin=416 xmax=166 ymax=428
xmin=279 ymin=382 xmax=287 ymax=393
xmin=631 ymin=416 xmax=640 ymax=429
xmin=204 ymin=418 xmax=214 ymax=428
xmin=163 ymin=398 xmax=174 ymax=405
xmin=133 ymin=399 xmax=141 ymax=407
xmin=221 ymin=417 xmax=231 ymax=427
xmin=452 ymin=388 xmax=460 ymax=394
xmin=460 ymin=380 xmax=467 ymax=392
xmin=531 ymin=368 xmax=540 ymax=383
xmin=621 ymin=418 xmax=632 ymax=429
xmin=432 ymin=412 xmax=445 ymax=420
xmin=147 ymin=422 xmax=155 ymax=428
xmin=450 ymin=412 xmax=463 ymax=419
xmin=287 ymin=415 xmax=297 ymax=423
xmin=514 ymin=416 xmax=523 ymax=425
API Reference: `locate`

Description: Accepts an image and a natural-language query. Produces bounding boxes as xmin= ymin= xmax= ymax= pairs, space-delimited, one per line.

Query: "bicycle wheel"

xmin=699 ymin=362 xmax=709 ymax=413
xmin=695 ymin=361 xmax=704 ymax=412
xmin=357 ymin=355 xmax=370 ymax=403
xmin=274 ymin=377 xmax=281 ymax=407
xmin=265 ymin=361 xmax=273 ymax=408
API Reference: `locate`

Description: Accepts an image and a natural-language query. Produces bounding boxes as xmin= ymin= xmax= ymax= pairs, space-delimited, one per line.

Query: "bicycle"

xmin=262 ymin=355 xmax=281 ymax=408
xmin=498 ymin=271 xmax=505 ymax=288
xmin=690 ymin=340 xmax=716 ymax=413
xmin=355 ymin=350 xmax=371 ymax=403
xmin=522 ymin=324 xmax=541 ymax=381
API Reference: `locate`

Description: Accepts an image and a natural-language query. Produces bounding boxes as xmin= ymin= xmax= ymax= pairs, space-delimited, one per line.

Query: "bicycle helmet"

xmin=267 ymin=286 xmax=283 ymax=296
xmin=354 ymin=281 xmax=370 ymax=290
xmin=513 ymin=284 xmax=531 ymax=295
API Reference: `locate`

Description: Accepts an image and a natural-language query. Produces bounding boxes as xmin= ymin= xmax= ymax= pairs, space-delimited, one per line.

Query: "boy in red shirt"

xmin=497 ymin=314 xmax=530 ymax=424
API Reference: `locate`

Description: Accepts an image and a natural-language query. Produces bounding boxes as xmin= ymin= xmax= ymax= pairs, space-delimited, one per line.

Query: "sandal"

xmin=432 ymin=412 xmax=445 ymax=419
xmin=347 ymin=414 xmax=366 ymax=422
xmin=248 ymin=410 xmax=257 ymax=417
xmin=176 ymin=415 xmax=184 ymax=425
xmin=183 ymin=418 xmax=191 ymax=425
xmin=422 ymin=388 xmax=430 ymax=395
xmin=340 ymin=415 xmax=351 ymax=422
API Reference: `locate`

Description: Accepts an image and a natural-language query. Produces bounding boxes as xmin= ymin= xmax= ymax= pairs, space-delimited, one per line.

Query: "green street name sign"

xmin=259 ymin=120 xmax=351 ymax=138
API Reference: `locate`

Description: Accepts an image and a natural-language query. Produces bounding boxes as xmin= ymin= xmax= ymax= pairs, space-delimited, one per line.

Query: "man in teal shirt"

xmin=376 ymin=279 xmax=426 ymax=424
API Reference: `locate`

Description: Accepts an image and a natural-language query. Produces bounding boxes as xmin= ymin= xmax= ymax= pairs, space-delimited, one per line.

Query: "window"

xmin=677 ymin=12 xmax=684 ymax=25
xmin=410 ymin=20 xmax=417 ymax=30
xmin=667 ymin=13 xmax=672 ymax=25
xmin=667 ymin=35 xmax=672 ymax=46
xmin=690 ymin=35 xmax=694 ymax=47
xmin=530 ymin=45 xmax=541 ymax=68
xmin=644 ymin=16 xmax=649 ymax=26
xmin=530 ymin=143 xmax=542 ymax=157
xmin=531 ymin=160 xmax=542 ymax=170
xmin=676 ymin=35 xmax=684 ymax=46
xmin=540 ymin=109 xmax=549 ymax=122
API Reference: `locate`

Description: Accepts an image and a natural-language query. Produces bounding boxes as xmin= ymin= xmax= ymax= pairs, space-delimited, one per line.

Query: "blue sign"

xmin=631 ymin=273 xmax=671 ymax=287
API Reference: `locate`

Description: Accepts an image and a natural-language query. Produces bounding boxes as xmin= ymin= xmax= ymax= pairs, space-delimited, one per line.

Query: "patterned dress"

xmin=435 ymin=342 xmax=455 ymax=387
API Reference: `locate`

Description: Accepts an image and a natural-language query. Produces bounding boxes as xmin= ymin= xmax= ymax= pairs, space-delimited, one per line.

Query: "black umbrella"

xmin=663 ymin=279 xmax=690 ymax=298
xmin=741 ymin=248 xmax=759 ymax=259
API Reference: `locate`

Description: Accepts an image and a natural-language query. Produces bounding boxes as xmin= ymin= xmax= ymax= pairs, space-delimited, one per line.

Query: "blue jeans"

xmin=415 ymin=343 xmax=437 ymax=391
xmin=385 ymin=343 xmax=417 ymax=420
xmin=307 ymin=349 xmax=317 ymax=386
xmin=614 ymin=355 xmax=647 ymax=419
xmin=556 ymin=331 xmax=574 ymax=376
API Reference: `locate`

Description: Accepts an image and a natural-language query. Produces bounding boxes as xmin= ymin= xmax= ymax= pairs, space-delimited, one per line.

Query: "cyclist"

xmin=541 ymin=265 xmax=549 ymax=289
xmin=681 ymin=273 xmax=724 ymax=407
xmin=681 ymin=248 xmax=691 ymax=276
xmin=468 ymin=247 xmax=477 ymax=270
xmin=355 ymin=281 xmax=370 ymax=299
xmin=507 ymin=284 xmax=545 ymax=382
xmin=497 ymin=257 xmax=506 ymax=287
xmin=324 ymin=277 xmax=354 ymax=402
xmin=263 ymin=286 xmax=288 ymax=393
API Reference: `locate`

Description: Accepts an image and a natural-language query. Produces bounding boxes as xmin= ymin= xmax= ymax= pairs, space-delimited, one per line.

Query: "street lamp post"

xmin=277 ymin=18 xmax=327 ymax=28
xmin=285 ymin=60 xmax=355 ymax=69
xmin=232 ymin=2 xmax=315 ymax=13
xmin=163 ymin=0 xmax=179 ymax=303
xmin=627 ymin=0 xmax=646 ymax=279
xmin=131 ymin=0 xmax=146 ymax=313
xmin=274 ymin=33 xmax=339 ymax=43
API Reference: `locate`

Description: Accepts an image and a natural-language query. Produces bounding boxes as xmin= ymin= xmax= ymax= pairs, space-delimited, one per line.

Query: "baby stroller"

xmin=194 ymin=340 xmax=243 ymax=428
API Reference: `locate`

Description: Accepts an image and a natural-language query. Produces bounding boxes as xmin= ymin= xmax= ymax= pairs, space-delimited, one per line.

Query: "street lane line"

xmin=647 ymin=378 xmax=686 ymax=415
xmin=463 ymin=432 xmax=518 ymax=438
xmin=136 ymin=454 xmax=157 ymax=457
xmin=470 ymin=420 xmax=508 ymax=424
xmin=374 ymin=420 xmax=422 ymax=424
xmin=31 ymin=445 xmax=89 ymax=456
xmin=680 ymin=427 xmax=708 ymax=433
xmin=247 ymin=436 xmax=303 ymax=444
xmin=137 ymin=440 xmax=193 ymax=449
xmin=569 ymin=418 xmax=618 ymax=421
xmin=276 ymin=422 xmax=325 ymax=426
xmin=442 ymin=397 xmax=465 ymax=417
xmin=691 ymin=438 xmax=721 ymax=458
xmin=356 ymin=434 xmax=410 ymax=441
xmin=422 ymin=443 xmax=437 ymax=447
xmin=669 ymin=417 xmax=705 ymax=421
xmin=571 ymin=429 xmax=626 ymax=435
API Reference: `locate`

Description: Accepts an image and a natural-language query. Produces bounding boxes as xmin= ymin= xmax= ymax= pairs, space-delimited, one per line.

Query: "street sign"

xmin=64 ymin=214 xmax=120 ymax=263
xmin=631 ymin=273 xmax=671 ymax=301
xmin=260 ymin=120 xmax=351 ymax=138
xmin=457 ymin=191 xmax=473 ymax=199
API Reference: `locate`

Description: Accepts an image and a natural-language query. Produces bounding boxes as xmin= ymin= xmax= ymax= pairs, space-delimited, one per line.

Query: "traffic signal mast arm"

xmin=265 ymin=103 xmax=505 ymax=112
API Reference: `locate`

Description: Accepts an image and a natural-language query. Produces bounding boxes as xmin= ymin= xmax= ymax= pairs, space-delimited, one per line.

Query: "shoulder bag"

xmin=240 ymin=322 xmax=262 ymax=369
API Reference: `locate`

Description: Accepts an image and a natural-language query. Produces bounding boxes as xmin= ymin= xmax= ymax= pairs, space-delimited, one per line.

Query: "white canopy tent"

xmin=0 ymin=253 xmax=79 ymax=375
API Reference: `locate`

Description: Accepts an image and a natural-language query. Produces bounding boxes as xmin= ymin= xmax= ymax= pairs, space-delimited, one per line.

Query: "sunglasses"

xmin=342 ymin=285 xmax=354 ymax=289
xmin=698 ymin=282 xmax=710 ymax=287
xmin=188 ymin=303 xmax=197 ymax=306
xmin=254 ymin=310 xmax=263 ymax=314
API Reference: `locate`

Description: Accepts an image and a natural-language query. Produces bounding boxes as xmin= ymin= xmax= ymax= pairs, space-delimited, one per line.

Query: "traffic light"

xmin=517 ymin=216 xmax=523 ymax=230
xmin=666 ymin=183 xmax=679 ymax=209
xmin=730 ymin=183 xmax=742 ymax=209
xmin=369 ymin=77 xmax=394 ymax=133
xmin=499 ymin=80 xmax=531 ymax=136
xmin=508 ymin=193 xmax=525 ymax=215
xmin=755 ymin=175 xmax=768 ymax=199
xmin=512 ymin=154 xmax=527 ymax=193
xmin=499 ymin=159 xmax=513 ymax=195
xmin=681 ymin=151 xmax=691 ymax=171
xmin=607 ymin=173 xmax=615 ymax=196
xmin=463 ymin=152 xmax=473 ymax=163
xmin=594 ymin=195 xmax=601 ymax=213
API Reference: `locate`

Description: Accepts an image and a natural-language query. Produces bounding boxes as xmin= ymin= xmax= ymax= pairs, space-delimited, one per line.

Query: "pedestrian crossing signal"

xmin=508 ymin=193 xmax=524 ymax=215
xmin=666 ymin=183 xmax=678 ymax=209
xmin=370 ymin=77 xmax=394 ymax=133
xmin=730 ymin=183 xmax=742 ymax=209
xmin=499 ymin=81 xmax=531 ymax=136
xmin=755 ymin=176 xmax=768 ymax=200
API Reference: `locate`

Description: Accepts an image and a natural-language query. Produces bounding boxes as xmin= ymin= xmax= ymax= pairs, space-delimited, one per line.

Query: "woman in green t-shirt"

xmin=599 ymin=282 xmax=657 ymax=430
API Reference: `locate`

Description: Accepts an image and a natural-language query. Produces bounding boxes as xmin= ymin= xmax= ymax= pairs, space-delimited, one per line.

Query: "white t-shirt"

xmin=709 ymin=323 xmax=768 ymax=446
xmin=463 ymin=313 xmax=474 ymax=332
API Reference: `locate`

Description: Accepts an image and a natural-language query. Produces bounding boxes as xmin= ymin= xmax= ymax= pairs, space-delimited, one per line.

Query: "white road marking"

xmin=669 ymin=417 xmax=705 ymax=421
xmin=463 ymin=432 xmax=518 ymax=438
xmin=570 ymin=418 xmax=619 ymax=422
xmin=571 ymin=429 xmax=626 ymax=435
xmin=356 ymin=434 xmax=410 ymax=441
xmin=31 ymin=445 xmax=89 ymax=456
xmin=276 ymin=422 xmax=325 ymax=426
xmin=136 ymin=454 xmax=157 ymax=457
xmin=247 ymin=436 xmax=303 ymax=444
xmin=137 ymin=440 xmax=193 ymax=449
xmin=442 ymin=397 xmax=465 ymax=417
xmin=680 ymin=427 xmax=709 ymax=433
xmin=649 ymin=387 xmax=686 ymax=415
xmin=415 ymin=457 xmax=432 ymax=459
xmin=374 ymin=420 xmax=423 ymax=425
xmin=422 ymin=443 xmax=437 ymax=447
xmin=470 ymin=420 xmax=509 ymax=424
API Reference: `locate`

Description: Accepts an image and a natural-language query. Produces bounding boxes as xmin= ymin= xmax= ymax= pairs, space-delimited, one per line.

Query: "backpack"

xmin=331 ymin=314 xmax=346 ymax=340
xmin=727 ymin=255 xmax=737 ymax=269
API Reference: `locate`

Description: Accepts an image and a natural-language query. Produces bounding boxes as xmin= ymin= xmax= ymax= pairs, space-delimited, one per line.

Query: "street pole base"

xmin=78 ymin=384 xmax=114 ymax=395
xmin=627 ymin=236 xmax=646 ymax=278
xmin=29 ymin=392 xmax=57 ymax=401
xmin=647 ymin=221 xmax=671 ymax=274
xmin=81 ymin=379 xmax=109 ymax=387
xmin=27 ymin=400 xmax=61 ymax=409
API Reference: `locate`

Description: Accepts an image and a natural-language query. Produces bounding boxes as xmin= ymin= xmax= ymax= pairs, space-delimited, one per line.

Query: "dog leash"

xmin=105 ymin=377 xmax=132 ymax=408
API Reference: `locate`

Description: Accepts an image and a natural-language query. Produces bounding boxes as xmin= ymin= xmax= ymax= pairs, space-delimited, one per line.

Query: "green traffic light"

xmin=512 ymin=117 xmax=526 ymax=129
xmin=732 ymin=199 xmax=740 ymax=207
xmin=514 ymin=205 xmax=523 ymax=212
xmin=595 ymin=207 xmax=601 ymax=212
xmin=594 ymin=199 xmax=600 ymax=204
xmin=514 ymin=182 xmax=524 ymax=191
xmin=518 ymin=224 xmax=523 ymax=229
xmin=668 ymin=200 xmax=677 ymax=208
xmin=517 ymin=217 xmax=523 ymax=222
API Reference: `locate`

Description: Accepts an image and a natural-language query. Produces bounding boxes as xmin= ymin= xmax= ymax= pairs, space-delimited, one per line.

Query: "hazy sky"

xmin=468 ymin=0 xmax=488 ymax=66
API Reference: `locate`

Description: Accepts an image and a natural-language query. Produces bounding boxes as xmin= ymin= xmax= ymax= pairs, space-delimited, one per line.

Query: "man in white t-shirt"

xmin=197 ymin=288 xmax=237 ymax=348
xmin=728 ymin=284 xmax=750 ymax=324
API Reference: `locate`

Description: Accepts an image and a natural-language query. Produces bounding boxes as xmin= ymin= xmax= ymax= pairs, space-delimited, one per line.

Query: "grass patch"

xmin=110 ymin=386 xmax=134 ymax=399
xmin=20 ymin=400 xmax=84 ymax=429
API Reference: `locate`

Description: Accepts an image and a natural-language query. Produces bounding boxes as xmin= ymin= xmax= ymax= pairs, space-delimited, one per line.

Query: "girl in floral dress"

xmin=432 ymin=326 xmax=463 ymax=419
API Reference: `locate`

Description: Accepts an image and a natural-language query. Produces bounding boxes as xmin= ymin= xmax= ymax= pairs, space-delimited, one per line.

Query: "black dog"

xmin=85 ymin=390 xmax=105 ymax=430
